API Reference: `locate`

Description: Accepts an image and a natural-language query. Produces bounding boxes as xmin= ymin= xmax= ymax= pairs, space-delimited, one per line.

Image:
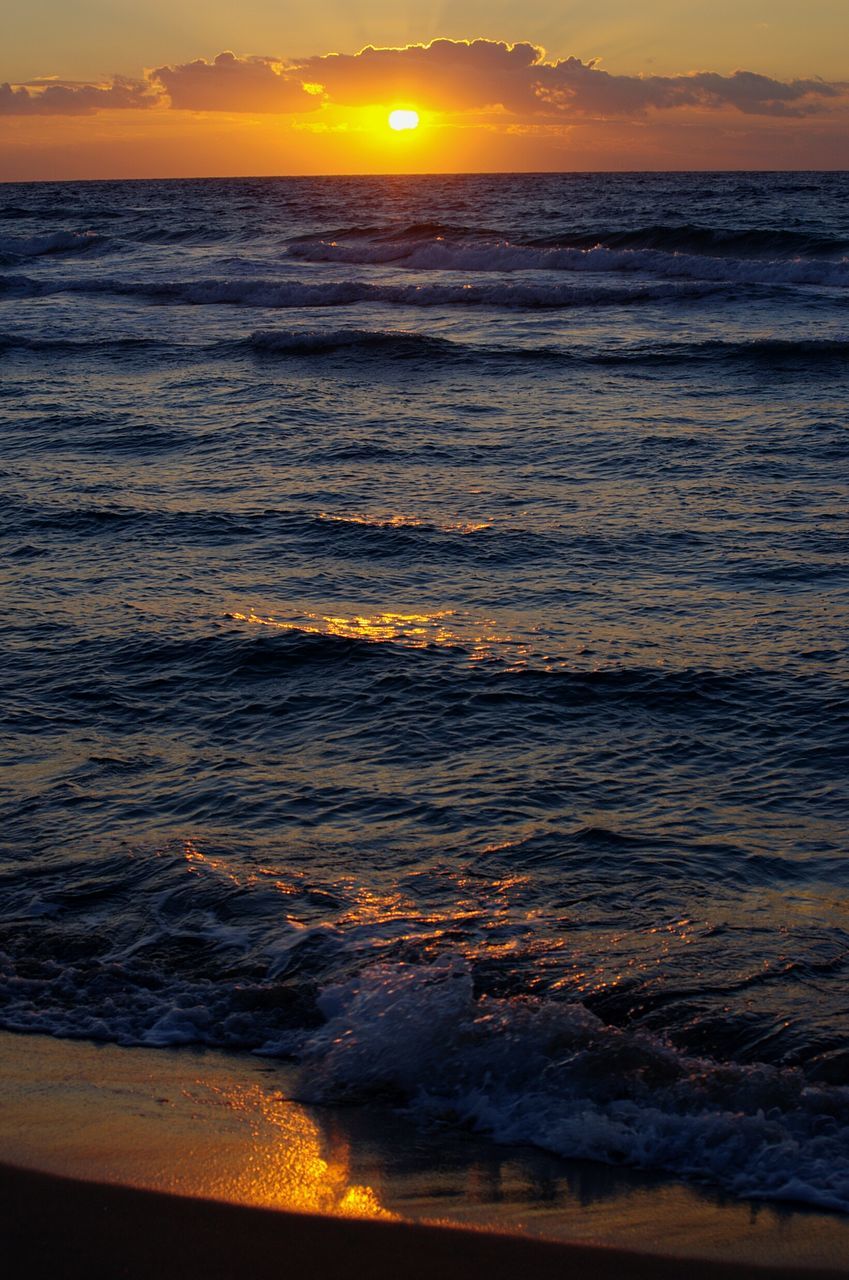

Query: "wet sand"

xmin=1 ymin=1031 xmax=848 ymax=1278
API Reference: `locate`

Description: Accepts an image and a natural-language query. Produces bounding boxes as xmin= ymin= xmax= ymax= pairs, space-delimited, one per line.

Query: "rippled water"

xmin=1 ymin=171 xmax=848 ymax=1210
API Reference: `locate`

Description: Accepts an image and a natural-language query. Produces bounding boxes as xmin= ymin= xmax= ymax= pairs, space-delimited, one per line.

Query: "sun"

xmin=388 ymin=109 xmax=419 ymax=131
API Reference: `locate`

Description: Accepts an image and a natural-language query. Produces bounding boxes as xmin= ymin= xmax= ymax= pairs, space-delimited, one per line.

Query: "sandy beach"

xmin=2 ymin=1030 xmax=848 ymax=1279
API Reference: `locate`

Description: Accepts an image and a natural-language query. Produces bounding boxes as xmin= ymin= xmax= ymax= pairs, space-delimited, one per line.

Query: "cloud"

xmin=298 ymin=39 xmax=843 ymax=119
xmin=3 ymin=41 xmax=844 ymax=121
xmin=297 ymin=39 xmax=544 ymax=113
xmin=152 ymin=51 xmax=319 ymax=113
xmin=0 ymin=77 xmax=157 ymax=115
xmin=536 ymin=59 xmax=842 ymax=118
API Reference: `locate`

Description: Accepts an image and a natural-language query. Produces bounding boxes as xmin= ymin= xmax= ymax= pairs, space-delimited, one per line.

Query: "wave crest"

xmin=287 ymin=234 xmax=849 ymax=289
xmin=286 ymin=956 xmax=849 ymax=1212
xmin=0 ymin=272 xmax=722 ymax=309
xmin=0 ymin=230 xmax=108 ymax=264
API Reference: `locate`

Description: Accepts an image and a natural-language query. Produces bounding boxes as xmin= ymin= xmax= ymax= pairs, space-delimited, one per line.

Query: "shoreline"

xmin=1 ymin=1030 xmax=849 ymax=1274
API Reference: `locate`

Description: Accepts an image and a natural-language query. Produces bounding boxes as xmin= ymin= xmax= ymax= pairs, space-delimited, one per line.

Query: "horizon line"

xmin=2 ymin=166 xmax=848 ymax=186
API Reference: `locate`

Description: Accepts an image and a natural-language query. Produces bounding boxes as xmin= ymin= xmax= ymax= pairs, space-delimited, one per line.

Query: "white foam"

xmin=284 ymin=956 xmax=849 ymax=1212
xmin=288 ymin=237 xmax=849 ymax=289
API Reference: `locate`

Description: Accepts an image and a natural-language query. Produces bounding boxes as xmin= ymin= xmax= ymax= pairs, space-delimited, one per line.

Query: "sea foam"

xmin=284 ymin=956 xmax=849 ymax=1213
xmin=287 ymin=236 xmax=849 ymax=288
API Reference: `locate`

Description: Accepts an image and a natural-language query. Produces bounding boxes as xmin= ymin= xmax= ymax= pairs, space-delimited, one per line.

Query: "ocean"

xmin=1 ymin=171 xmax=848 ymax=1212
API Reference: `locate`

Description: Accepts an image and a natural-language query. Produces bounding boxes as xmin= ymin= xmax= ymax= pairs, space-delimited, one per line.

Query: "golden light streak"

xmin=182 ymin=1082 xmax=397 ymax=1218
xmin=226 ymin=607 xmax=532 ymax=665
xmin=318 ymin=512 xmax=491 ymax=534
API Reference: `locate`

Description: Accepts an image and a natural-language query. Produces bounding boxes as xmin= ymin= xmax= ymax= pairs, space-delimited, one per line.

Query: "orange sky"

xmin=2 ymin=23 xmax=848 ymax=179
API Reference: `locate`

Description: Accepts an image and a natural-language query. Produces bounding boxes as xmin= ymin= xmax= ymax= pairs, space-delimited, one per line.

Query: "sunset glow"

xmin=2 ymin=12 xmax=848 ymax=178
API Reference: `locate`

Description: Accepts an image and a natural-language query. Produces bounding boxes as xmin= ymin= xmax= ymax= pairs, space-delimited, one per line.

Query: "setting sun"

xmin=388 ymin=108 xmax=419 ymax=131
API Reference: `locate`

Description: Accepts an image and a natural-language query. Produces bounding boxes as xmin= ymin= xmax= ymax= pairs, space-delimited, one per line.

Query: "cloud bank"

xmin=298 ymin=40 xmax=841 ymax=118
xmin=0 ymin=78 xmax=156 ymax=115
xmin=3 ymin=40 xmax=845 ymax=119
xmin=152 ymin=51 xmax=318 ymax=113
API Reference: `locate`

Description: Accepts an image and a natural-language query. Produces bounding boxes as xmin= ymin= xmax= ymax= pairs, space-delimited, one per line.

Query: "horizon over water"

xmin=1 ymin=170 xmax=848 ymax=1215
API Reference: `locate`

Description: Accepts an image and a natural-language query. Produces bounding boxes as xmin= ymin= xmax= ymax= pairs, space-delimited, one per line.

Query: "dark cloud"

xmin=297 ymin=39 xmax=545 ymax=113
xmin=298 ymin=39 xmax=843 ymax=119
xmin=152 ymin=51 xmax=319 ymax=113
xmin=536 ymin=59 xmax=842 ymax=118
xmin=0 ymin=78 xmax=157 ymax=116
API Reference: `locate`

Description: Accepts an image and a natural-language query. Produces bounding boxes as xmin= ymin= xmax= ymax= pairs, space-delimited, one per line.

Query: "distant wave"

xmin=0 ymin=332 xmax=163 ymax=356
xmin=11 ymin=218 xmax=844 ymax=263
xmin=0 ymin=230 xmax=109 ymax=265
xmin=246 ymin=329 xmax=849 ymax=369
xmin=0 ymin=327 xmax=459 ymax=362
xmin=288 ymin=234 xmax=849 ymax=288
xmin=0 ymin=272 xmax=729 ymax=310
xmin=4 ymin=324 xmax=848 ymax=372
xmin=246 ymin=327 xmax=461 ymax=358
xmin=529 ymin=223 xmax=849 ymax=259
xmin=292 ymin=221 xmax=849 ymax=261
xmin=594 ymin=336 xmax=849 ymax=368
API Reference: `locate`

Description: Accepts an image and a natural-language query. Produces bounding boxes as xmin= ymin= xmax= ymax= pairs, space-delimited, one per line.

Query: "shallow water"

xmin=1 ymin=171 xmax=848 ymax=1210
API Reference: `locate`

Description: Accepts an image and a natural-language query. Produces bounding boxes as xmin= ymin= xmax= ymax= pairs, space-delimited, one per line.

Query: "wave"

xmin=7 ymin=218 xmax=843 ymax=268
xmin=294 ymin=221 xmax=849 ymax=261
xmin=0 ymin=492 xmax=759 ymax=579
xmin=131 ymin=222 xmax=245 ymax=246
xmin=246 ymin=327 xmax=461 ymax=358
xmin=9 ymin=601 xmax=841 ymax=724
xmin=4 ymin=323 xmax=848 ymax=373
xmin=1 ymin=851 xmax=848 ymax=1214
xmin=0 ymin=327 xmax=461 ymax=364
xmin=287 ymin=234 xmax=849 ymax=288
xmin=289 ymin=956 xmax=849 ymax=1212
xmin=0 ymin=333 xmax=163 ymax=356
xmin=596 ymin=336 xmax=849 ymax=368
xmin=246 ymin=329 xmax=849 ymax=369
xmin=0 ymin=271 xmax=730 ymax=311
xmin=530 ymin=224 xmax=849 ymax=259
xmin=0 ymin=230 xmax=108 ymax=264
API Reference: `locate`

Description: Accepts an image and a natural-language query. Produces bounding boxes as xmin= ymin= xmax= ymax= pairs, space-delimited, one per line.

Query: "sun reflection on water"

xmin=227 ymin=607 xmax=532 ymax=665
xmin=318 ymin=511 xmax=492 ymax=534
xmin=184 ymin=1081 xmax=397 ymax=1219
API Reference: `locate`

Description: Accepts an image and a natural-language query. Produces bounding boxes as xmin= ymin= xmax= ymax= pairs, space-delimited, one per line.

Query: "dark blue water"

xmin=1 ymin=172 xmax=848 ymax=1210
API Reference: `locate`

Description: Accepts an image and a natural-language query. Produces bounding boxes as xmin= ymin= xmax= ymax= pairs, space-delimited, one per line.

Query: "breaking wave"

xmin=0 ymin=229 xmax=109 ymax=264
xmin=287 ymin=234 xmax=849 ymax=288
xmin=2 ymin=859 xmax=849 ymax=1215
xmin=291 ymin=956 xmax=849 ymax=1213
xmin=293 ymin=221 xmax=849 ymax=260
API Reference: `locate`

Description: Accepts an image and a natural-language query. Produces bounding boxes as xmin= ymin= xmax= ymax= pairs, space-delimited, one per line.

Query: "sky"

xmin=2 ymin=1 xmax=848 ymax=179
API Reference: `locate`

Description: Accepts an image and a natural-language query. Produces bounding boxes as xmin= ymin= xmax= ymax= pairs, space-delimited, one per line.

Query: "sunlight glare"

xmin=388 ymin=109 xmax=419 ymax=131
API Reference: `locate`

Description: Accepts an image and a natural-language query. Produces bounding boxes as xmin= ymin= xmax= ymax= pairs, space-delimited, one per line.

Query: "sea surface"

xmin=1 ymin=171 xmax=848 ymax=1212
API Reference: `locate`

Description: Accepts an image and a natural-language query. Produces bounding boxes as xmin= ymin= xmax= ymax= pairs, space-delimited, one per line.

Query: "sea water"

xmin=1 ymin=171 xmax=848 ymax=1210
